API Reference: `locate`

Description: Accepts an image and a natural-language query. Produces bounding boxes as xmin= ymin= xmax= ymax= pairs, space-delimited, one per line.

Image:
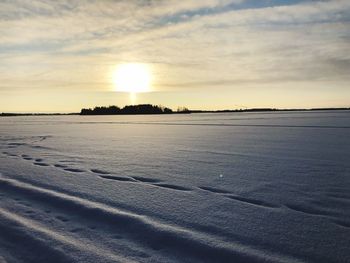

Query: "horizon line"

xmin=1 ymin=106 xmax=350 ymax=116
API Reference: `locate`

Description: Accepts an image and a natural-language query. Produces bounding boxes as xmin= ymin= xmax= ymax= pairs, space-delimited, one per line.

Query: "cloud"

xmin=0 ymin=0 xmax=349 ymax=93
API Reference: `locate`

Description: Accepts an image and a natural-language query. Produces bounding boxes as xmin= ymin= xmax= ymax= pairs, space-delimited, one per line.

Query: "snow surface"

xmin=0 ymin=111 xmax=349 ymax=263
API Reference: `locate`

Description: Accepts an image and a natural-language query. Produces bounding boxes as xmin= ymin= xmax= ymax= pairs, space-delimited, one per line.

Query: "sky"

xmin=0 ymin=0 xmax=350 ymax=112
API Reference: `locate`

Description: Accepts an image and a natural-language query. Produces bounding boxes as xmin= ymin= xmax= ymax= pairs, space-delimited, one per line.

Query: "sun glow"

xmin=113 ymin=63 xmax=152 ymax=93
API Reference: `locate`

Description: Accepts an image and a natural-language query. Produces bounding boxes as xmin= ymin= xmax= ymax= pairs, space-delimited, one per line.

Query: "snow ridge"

xmin=0 ymin=176 xmax=301 ymax=263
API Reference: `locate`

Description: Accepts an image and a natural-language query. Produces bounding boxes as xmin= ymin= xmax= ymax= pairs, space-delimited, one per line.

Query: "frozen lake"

xmin=0 ymin=111 xmax=349 ymax=262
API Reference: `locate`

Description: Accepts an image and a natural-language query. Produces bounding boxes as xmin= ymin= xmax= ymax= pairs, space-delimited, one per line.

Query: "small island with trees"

xmin=80 ymin=104 xmax=190 ymax=115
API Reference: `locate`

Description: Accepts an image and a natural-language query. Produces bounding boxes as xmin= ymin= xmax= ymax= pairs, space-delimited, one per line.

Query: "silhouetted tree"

xmin=177 ymin=106 xmax=190 ymax=113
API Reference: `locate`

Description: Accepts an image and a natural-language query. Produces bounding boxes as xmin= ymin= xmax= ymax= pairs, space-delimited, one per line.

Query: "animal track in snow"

xmin=23 ymin=156 xmax=33 ymax=160
xmin=285 ymin=203 xmax=334 ymax=217
xmin=99 ymin=175 xmax=136 ymax=182
xmin=33 ymin=162 xmax=50 ymax=167
xmin=199 ymin=186 xmax=232 ymax=194
xmin=332 ymin=220 xmax=350 ymax=229
xmin=226 ymin=195 xmax=278 ymax=208
xmin=91 ymin=169 xmax=110 ymax=175
xmin=54 ymin=164 xmax=67 ymax=168
xmin=200 ymin=186 xmax=277 ymax=208
xmin=64 ymin=168 xmax=85 ymax=173
xmin=56 ymin=215 xmax=70 ymax=222
xmin=153 ymin=183 xmax=192 ymax=192
xmin=132 ymin=176 xmax=162 ymax=183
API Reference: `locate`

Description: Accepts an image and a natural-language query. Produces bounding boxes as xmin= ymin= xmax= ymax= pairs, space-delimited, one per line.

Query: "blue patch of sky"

xmin=154 ymin=0 xmax=311 ymax=26
xmin=229 ymin=0 xmax=311 ymax=10
xmin=153 ymin=0 xmax=349 ymax=29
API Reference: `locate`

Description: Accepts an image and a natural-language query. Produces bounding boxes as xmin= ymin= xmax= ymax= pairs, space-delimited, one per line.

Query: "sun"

xmin=113 ymin=63 xmax=151 ymax=93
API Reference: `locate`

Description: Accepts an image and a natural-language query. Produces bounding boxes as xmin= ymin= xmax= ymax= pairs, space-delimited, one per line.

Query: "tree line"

xmin=80 ymin=104 xmax=190 ymax=115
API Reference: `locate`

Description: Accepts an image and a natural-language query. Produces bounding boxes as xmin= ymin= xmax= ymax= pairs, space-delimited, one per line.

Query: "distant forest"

xmin=80 ymin=105 xmax=350 ymax=116
xmin=1 ymin=106 xmax=349 ymax=117
xmin=80 ymin=104 xmax=190 ymax=115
